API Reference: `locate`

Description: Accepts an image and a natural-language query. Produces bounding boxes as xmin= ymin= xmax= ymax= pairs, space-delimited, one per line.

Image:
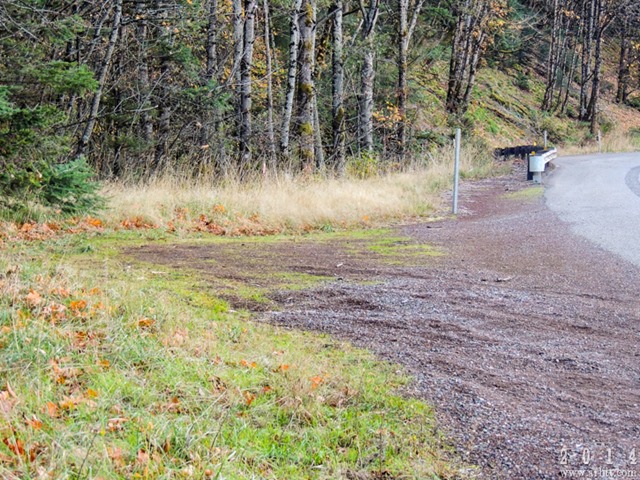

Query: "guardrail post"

xmin=452 ymin=128 xmax=461 ymax=215
xmin=544 ymin=130 xmax=548 ymax=150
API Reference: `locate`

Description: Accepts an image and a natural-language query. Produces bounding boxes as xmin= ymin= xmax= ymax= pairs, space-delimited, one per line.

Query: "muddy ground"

xmin=131 ymin=164 xmax=640 ymax=479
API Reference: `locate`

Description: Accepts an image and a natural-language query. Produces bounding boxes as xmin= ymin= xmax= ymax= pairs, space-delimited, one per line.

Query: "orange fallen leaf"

xmin=310 ymin=375 xmax=324 ymax=389
xmin=26 ymin=289 xmax=42 ymax=307
xmin=243 ymin=391 xmax=256 ymax=406
xmin=45 ymin=401 xmax=58 ymax=418
xmin=262 ymin=385 xmax=273 ymax=394
xmin=240 ymin=359 xmax=257 ymax=368
xmin=275 ymin=364 xmax=290 ymax=373
xmin=98 ymin=359 xmax=111 ymax=369
xmin=3 ymin=437 xmax=25 ymax=457
xmin=69 ymin=300 xmax=87 ymax=311
xmin=86 ymin=388 xmax=99 ymax=399
xmin=85 ymin=217 xmax=103 ymax=228
xmin=26 ymin=415 xmax=43 ymax=430
xmin=137 ymin=318 xmax=155 ymax=329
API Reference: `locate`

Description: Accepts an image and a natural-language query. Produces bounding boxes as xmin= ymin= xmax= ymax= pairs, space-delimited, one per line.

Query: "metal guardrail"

xmin=529 ymin=148 xmax=557 ymax=184
xmin=495 ymin=144 xmax=558 ymax=183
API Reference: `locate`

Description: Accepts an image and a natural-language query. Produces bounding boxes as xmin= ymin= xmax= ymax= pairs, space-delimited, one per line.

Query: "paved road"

xmin=545 ymin=152 xmax=640 ymax=267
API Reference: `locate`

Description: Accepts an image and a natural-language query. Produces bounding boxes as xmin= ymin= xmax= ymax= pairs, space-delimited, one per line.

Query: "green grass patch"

xmin=502 ymin=186 xmax=544 ymax=200
xmin=0 ymin=232 xmax=461 ymax=479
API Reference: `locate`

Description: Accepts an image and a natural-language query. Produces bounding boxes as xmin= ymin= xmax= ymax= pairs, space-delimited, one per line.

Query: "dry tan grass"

xmin=103 ymin=143 xmax=501 ymax=233
xmin=560 ymin=127 xmax=640 ymax=156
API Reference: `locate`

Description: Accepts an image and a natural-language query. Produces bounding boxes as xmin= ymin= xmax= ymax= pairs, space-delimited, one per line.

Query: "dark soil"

xmin=129 ymin=163 xmax=640 ymax=479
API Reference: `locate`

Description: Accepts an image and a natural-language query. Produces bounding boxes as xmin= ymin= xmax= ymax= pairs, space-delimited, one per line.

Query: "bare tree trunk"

xmin=359 ymin=0 xmax=379 ymax=153
xmin=397 ymin=0 xmax=409 ymax=159
xmin=461 ymin=30 xmax=485 ymax=112
xmin=262 ymin=0 xmax=277 ymax=172
xmin=397 ymin=0 xmax=425 ymax=159
xmin=297 ymin=0 xmax=316 ymax=169
xmin=199 ymin=0 xmax=220 ymax=171
xmin=206 ymin=0 xmax=219 ymax=81
xmin=232 ymin=0 xmax=243 ymax=87
xmin=542 ymin=0 xmax=560 ymax=111
xmin=579 ymin=0 xmax=595 ymax=120
xmin=331 ymin=0 xmax=346 ymax=174
xmin=154 ymin=3 xmax=172 ymax=172
xmin=616 ymin=13 xmax=631 ymax=104
xmin=587 ymin=0 xmax=607 ymax=133
xmin=76 ymin=0 xmax=123 ymax=157
xmin=239 ymin=0 xmax=258 ymax=166
xmin=280 ymin=0 xmax=303 ymax=156
xmin=446 ymin=0 xmax=481 ymax=115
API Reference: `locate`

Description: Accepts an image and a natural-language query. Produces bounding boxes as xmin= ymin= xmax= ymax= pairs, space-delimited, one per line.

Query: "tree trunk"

xmin=359 ymin=0 xmax=379 ymax=153
xmin=263 ymin=0 xmax=277 ymax=171
xmin=232 ymin=0 xmax=243 ymax=87
xmin=542 ymin=0 xmax=560 ymax=111
xmin=154 ymin=2 xmax=172 ymax=172
xmin=331 ymin=0 xmax=346 ymax=174
xmin=239 ymin=0 xmax=258 ymax=166
xmin=397 ymin=0 xmax=409 ymax=159
xmin=397 ymin=0 xmax=425 ymax=159
xmin=579 ymin=0 xmax=595 ymax=120
xmin=616 ymin=14 xmax=630 ymax=104
xmin=297 ymin=0 xmax=316 ymax=169
xmin=280 ymin=0 xmax=303 ymax=156
xmin=76 ymin=0 xmax=123 ymax=158
xmin=587 ymin=0 xmax=605 ymax=133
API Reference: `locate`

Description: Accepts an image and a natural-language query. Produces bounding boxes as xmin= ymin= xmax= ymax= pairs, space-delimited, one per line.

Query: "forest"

xmin=1 ymin=0 xmax=640 ymax=215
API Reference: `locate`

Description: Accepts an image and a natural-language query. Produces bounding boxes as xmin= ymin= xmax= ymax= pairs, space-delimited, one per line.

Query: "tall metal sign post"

xmin=452 ymin=128 xmax=461 ymax=215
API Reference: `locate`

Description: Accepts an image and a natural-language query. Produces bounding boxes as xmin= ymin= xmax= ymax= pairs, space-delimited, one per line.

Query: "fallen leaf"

xmin=310 ymin=376 xmax=324 ymax=389
xmin=107 ymin=417 xmax=128 ymax=432
xmin=85 ymin=217 xmax=103 ymax=228
xmin=86 ymin=388 xmax=99 ymax=399
xmin=2 ymin=437 xmax=25 ymax=457
xmin=59 ymin=397 xmax=77 ymax=410
xmin=69 ymin=300 xmax=87 ymax=311
xmin=275 ymin=364 xmax=290 ymax=373
xmin=137 ymin=318 xmax=155 ymax=329
xmin=136 ymin=448 xmax=149 ymax=466
xmin=45 ymin=401 xmax=58 ymax=418
xmin=25 ymin=415 xmax=43 ymax=430
xmin=26 ymin=289 xmax=42 ymax=307
xmin=243 ymin=391 xmax=256 ymax=406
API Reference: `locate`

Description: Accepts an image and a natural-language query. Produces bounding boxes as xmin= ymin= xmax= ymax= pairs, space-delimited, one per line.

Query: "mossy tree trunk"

xmin=297 ymin=0 xmax=316 ymax=170
xmin=331 ymin=0 xmax=346 ymax=174
xmin=359 ymin=0 xmax=379 ymax=153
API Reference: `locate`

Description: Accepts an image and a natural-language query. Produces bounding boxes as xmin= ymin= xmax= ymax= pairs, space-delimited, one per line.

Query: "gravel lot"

xmin=132 ymin=164 xmax=640 ymax=479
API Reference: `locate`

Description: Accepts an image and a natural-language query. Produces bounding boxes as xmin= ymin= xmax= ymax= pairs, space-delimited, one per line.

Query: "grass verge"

xmin=101 ymin=143 xmax=506 ymax=236
xmin=0 ymin=231 xmax=463 ymax=479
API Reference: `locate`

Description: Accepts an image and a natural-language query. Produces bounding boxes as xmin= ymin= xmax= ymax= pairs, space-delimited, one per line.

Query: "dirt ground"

xmin=130 ymin=163 xmax=640 ymax=479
